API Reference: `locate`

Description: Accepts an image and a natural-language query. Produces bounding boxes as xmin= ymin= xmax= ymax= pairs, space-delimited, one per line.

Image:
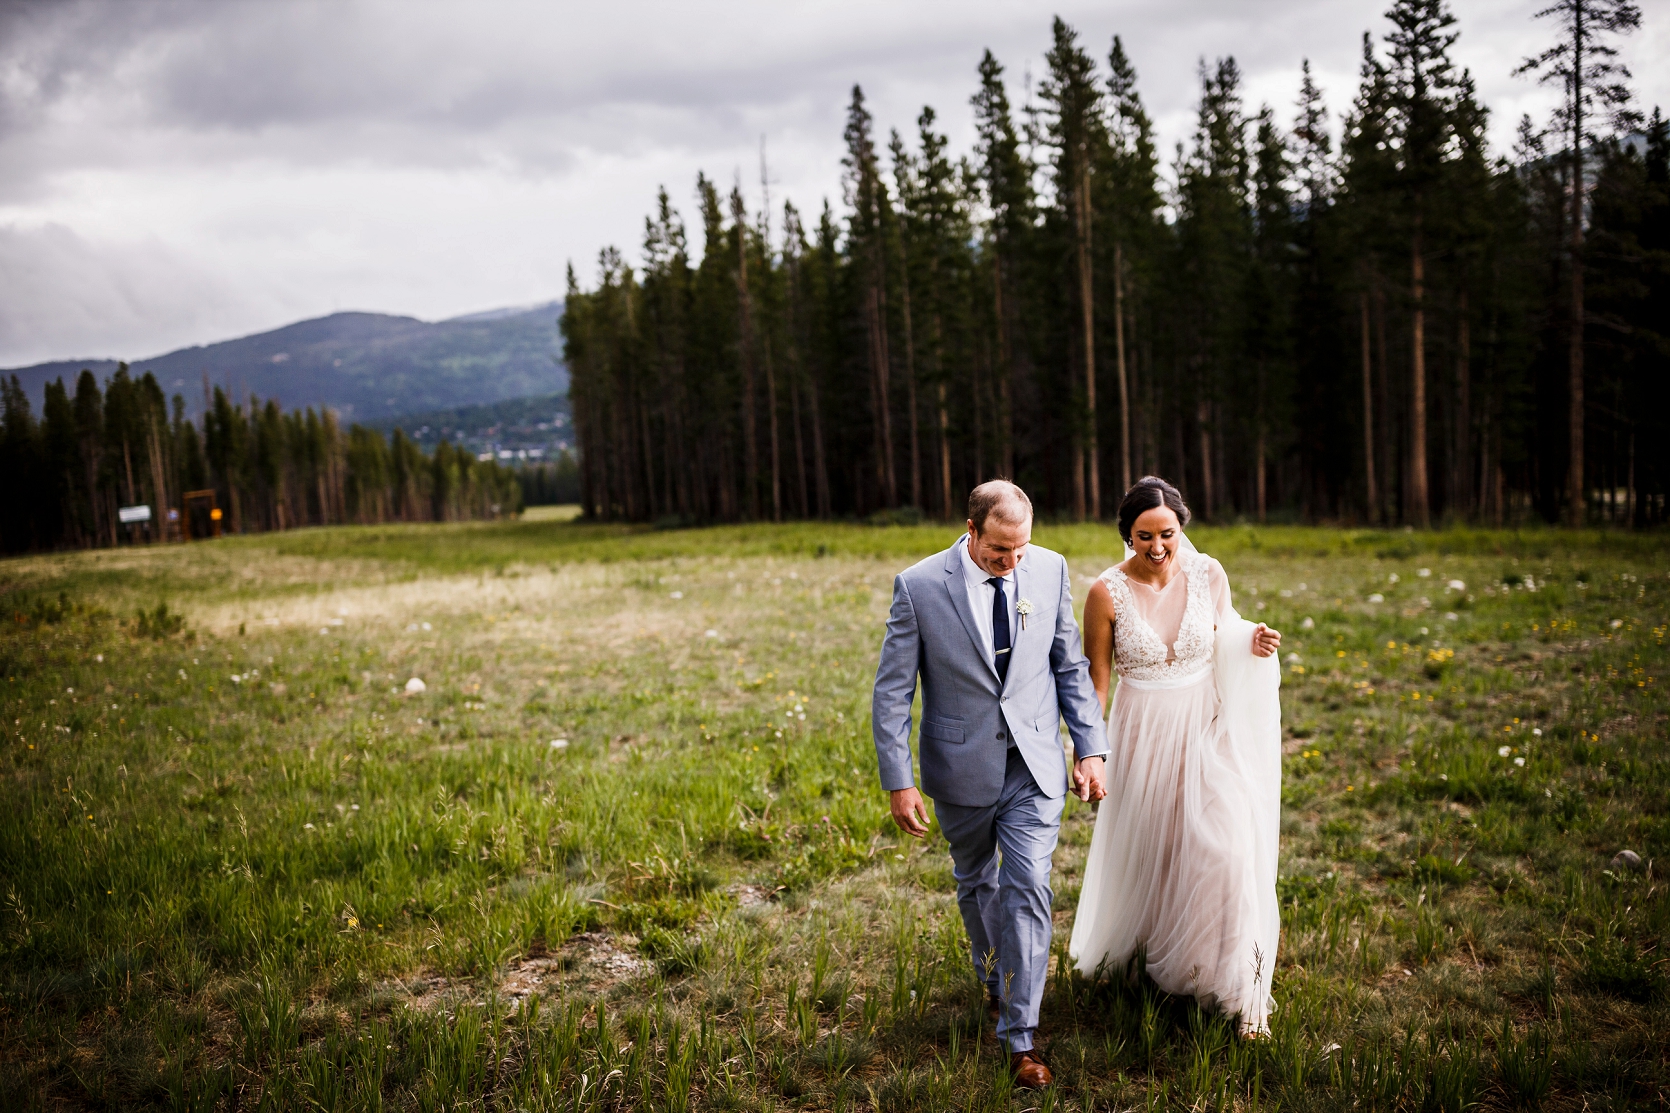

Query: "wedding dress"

xmin=1068 ymin=543 xmax=1282 ymax=1034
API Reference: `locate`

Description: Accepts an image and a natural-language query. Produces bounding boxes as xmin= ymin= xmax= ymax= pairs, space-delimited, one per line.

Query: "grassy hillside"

xmin=3 ymin=304 xmax=566 ymax=423
xmin=0 ymin=521 xmax=1665 ymax=1110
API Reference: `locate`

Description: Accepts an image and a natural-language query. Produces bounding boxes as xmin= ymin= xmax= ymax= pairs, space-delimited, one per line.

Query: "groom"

xmin=872 ymin=480 xmax=1108 ymax=1088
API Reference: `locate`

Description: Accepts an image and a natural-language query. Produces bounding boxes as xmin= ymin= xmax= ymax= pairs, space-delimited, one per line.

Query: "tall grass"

xmin=1 ymin=520 xmax=1665 ymax=1108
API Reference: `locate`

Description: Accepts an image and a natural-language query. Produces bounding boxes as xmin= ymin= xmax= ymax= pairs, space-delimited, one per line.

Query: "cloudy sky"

xmin=1 ymin=0 xmax=1664 ymax=367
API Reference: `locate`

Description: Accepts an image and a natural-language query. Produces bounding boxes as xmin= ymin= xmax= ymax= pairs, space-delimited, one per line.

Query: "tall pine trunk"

xmin=1113 ymin=240 xmax=1132 ymax=495
xmin=900 ymin=261 xmax=921 ymax=510
xmin=736 ymin=215 xmax=761 ymax=520
xmin=1077 ymin=159 xmax=1098 ymax=520
xmin=1566 ymin=12 xmax=1586 ymax=527
xmin=1409 ymin=216 xmax=1430 ymax=528
xmin=1453 ymin=287 xmax=1471 ymax=519
xmin=1360 ymin=290 xmax=1379 ymax=523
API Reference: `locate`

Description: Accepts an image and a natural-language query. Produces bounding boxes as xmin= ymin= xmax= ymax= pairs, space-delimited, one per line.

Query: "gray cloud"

xmin=1 ymin=0 xmax=1663 ymax=366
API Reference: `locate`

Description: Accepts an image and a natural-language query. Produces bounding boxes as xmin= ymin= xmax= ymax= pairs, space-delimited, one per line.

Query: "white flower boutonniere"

xmin=1016 ymin=598 xmax=1033 ymax=630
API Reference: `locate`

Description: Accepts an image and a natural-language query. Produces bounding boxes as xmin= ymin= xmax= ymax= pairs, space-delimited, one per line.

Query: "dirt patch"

xmin=389 ymin=932 xmax=651 ymax=1015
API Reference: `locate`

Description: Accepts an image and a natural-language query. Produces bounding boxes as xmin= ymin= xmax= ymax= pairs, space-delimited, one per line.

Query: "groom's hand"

xmin=889 ymin=788 xmax=930 ymax=838
xmin=1073 ymin=755 xmax=1108 ymax=802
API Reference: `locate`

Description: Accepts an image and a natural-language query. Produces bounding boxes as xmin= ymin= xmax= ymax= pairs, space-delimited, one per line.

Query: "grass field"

xmin=1 ymin=518 xmax=1666 ymax=1111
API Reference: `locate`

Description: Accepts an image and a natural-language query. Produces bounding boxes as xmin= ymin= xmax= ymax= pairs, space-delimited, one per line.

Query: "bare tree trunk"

xmin=764 ymin=336 xmax=781 ymax=522
xmin=147 ymin=422 xmax=169 ymax=542
xmin=1454 ymin=287 xmax=1471 ymax=520
xmin=900 ymin=263 xmax=920 ymax=509
xmin=1197 ymin=397 xmax=1214 ymax=520
xmin=1256 ymin=427 xmax=1268 ymax=524
xmin=789 ymin=364 xmax=809 ymax=518
xmin=1077 ymin=158 xmax=1098 ymax=520
xmin=1359 ymin=291 xmax=1379 ymax=524
xmin=1113 ymin=240 xmax=1132 ymax=495
xmin=994 ymin=253 xmax=1015 ymax=479
xmin=1373 ymin=282 xmax=1393 ymax=523
xmin=735 ymin=208 xmax=761 ymax=520
xmin=808 ymin=362 xmax=831 ymax=519
xmin=937 ymin=381 xmax=952 ymax=520
xmin=1409 ymin=219 xmax=1431 ymax=528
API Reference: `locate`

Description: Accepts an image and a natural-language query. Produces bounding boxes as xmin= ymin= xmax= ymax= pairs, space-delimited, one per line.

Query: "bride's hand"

xmin=1251 ymin=623 xmax=1281 ymax=657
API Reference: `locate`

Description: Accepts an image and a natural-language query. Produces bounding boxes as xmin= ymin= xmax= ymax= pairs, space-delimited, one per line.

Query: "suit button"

xmin=997 ymin=731 xmax=1006 ymax=740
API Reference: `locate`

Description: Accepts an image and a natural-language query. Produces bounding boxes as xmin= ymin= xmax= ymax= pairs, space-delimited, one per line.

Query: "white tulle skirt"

xmin=1069 ymin=615 xmax=1282 ymax=1034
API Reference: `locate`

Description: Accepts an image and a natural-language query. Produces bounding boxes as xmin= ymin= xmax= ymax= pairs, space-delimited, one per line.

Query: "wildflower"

xmin=705 ymin=630 xmax=719 ymax=638
xmin=550 ymin=739 xmax=569 ymax=749
xmin=1514 ymin=757 xmax=1525 ymax=767
xmin=669 ymin=591 xmax=684 ymax=599
xmin=1368 ymin=593 xmax=1384 ymax=603
xmin=1532 ymin=728 xmax=1542 ymax=737
xmin=1388 ymin=573 xmax=1400 ymax=584
xmin=1446 ymin=579 xmax=1465 ymax=592
xmin=1417 ymin=568 xmax=1431 ymax=578
xmin=404 ymin=677 xmax=426 ymax=693
xmin=1301 ymin=617 xmax=1315 ymax=630
xmin=1498 ymin=746 xmax=1511 ymax=757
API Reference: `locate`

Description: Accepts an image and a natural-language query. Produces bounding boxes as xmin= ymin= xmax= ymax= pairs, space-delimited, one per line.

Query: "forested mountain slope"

xmin=3 ymin=302 xmax=566 ymax=422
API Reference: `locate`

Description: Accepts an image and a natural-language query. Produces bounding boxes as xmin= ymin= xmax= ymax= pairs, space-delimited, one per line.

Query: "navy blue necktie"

xmin=987 ymin=576 xmax=1011 ymax=684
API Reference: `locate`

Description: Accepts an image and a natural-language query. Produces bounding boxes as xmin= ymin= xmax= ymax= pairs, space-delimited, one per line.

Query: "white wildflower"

xmin=550 ymin=739 xmax=569 ymax=749
xmin=404 ymin=677 xmax=427 ymax=693
xmin=1368 ymin=593 xmax=1384 ymax=603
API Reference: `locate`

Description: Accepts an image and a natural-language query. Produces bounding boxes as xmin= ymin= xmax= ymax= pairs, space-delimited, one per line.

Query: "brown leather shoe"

xmin=1010 ymin=1049 xmax=1052 ymax=1089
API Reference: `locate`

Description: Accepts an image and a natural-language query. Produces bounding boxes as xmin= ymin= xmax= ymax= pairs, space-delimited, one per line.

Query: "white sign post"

xmin=118 ymin=505 xmax=152 ymax=524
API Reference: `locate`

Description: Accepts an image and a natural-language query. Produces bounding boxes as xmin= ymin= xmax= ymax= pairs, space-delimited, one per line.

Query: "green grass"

xmin=1 ymin=520 xmax=1666 ymax=1111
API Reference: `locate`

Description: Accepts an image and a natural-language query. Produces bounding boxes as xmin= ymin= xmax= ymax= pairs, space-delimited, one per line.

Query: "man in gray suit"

xmin=872 ymin=480 xmax=1108 ymax=1089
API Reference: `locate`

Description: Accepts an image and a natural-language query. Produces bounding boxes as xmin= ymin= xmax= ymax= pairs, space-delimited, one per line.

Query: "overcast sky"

xmin=1 ymin=0 xmax=1664 ymax=367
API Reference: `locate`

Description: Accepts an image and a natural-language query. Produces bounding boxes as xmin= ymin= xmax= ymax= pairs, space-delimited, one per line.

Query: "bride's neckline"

xmin=1118 ymin=556 xmax=1187 ymax=593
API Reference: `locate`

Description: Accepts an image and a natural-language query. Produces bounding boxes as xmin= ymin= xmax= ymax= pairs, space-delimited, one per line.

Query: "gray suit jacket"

xmin=872 ymin=537 xmax=1109 ymax=808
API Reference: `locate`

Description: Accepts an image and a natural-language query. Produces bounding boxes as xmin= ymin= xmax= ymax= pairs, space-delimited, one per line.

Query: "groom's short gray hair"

xmin=967 ymin=480 xmax=1033 ymax=533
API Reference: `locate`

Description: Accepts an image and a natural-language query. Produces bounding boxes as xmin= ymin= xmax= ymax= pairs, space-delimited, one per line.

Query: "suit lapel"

xmin=943 ymin=539 xmax=999 ymax=682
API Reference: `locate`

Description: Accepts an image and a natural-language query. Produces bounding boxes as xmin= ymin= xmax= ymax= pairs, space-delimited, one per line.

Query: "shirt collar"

xmin=961 ymin=534 xmax=1016 ymax=587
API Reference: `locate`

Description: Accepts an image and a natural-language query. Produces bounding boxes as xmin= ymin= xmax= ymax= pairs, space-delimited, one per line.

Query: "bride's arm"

xmin=1082 ymin=579 xmax=1116 ymax=711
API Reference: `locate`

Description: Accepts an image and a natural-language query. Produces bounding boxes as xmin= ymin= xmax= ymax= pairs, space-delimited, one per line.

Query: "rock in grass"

xmin=405 ymin=677 xmax=427 ymax=694
xmin=1611 ymin=849 xmax=1643 ymax=872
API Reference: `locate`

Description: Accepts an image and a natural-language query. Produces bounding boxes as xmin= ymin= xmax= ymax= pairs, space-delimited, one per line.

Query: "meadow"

xmin=0 ymin=516 xmax=1665 ymax=1111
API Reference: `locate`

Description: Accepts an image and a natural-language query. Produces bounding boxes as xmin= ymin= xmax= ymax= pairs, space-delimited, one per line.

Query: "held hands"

xmin=1251 ymin=622 xmax=1281 ymax=658
xmin=1073 ymin=755 xmax=1108 ymax=803
xmin=889 ymin=787 xmax=931 ymax=838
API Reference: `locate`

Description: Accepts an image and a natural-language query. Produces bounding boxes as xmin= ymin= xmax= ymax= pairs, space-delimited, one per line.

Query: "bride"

xmin=1069 ymin=476 xmax=1284 ymax=1037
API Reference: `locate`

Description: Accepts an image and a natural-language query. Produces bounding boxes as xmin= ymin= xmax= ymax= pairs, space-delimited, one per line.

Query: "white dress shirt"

xmin=959 ymin=534 xmax=1020 ymax=669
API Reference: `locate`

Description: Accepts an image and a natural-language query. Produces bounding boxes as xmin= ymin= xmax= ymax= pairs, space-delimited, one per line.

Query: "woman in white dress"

xmin=1069 ymin=477 xmax=1284 ymax=1037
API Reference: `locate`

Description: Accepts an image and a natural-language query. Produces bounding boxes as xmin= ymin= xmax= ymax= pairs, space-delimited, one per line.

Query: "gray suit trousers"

xmin=934 ymin=747 xmax=1063 ymax=1053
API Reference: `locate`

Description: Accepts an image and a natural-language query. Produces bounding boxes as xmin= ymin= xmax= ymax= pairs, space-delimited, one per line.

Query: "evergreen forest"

xmin=561 ymin=0 xmax=1666 ymax=528
xmin=0 ymin=367 xmax=522 ymax=553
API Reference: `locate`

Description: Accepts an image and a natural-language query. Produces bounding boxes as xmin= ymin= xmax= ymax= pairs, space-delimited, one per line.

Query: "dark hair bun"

xmin=1116 ymin=477 xmax=1191 ymax=545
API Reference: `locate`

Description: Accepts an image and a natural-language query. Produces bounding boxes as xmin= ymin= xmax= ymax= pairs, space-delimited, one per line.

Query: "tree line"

xmin=562 ymin=0 xmax=1665 ymax=527
xmin=0 ymin=367 xmax=522 ymax=554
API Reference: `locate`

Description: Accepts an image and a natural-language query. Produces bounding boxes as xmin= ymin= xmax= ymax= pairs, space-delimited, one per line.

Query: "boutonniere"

xmin=1016 ymin=598 xmax=1033 ymax=630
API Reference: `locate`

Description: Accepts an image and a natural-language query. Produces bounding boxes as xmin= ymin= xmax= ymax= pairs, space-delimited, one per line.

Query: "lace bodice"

xmin=1099 ymin=553 xmax=1218 ymax=682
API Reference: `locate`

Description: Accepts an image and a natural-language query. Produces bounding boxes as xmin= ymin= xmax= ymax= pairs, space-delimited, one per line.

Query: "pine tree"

xmin=1385 ymin=0 xmax=1463 ymax=528
xmin=1516 ymin=0 xmax=1643 ymax=524
xmin=1040 ymin=17 xmax=1108 ymax=518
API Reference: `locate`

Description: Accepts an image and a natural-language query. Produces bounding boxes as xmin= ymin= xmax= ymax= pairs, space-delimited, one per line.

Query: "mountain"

xmin=2 ymin=302 xmax=566 ymax=422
